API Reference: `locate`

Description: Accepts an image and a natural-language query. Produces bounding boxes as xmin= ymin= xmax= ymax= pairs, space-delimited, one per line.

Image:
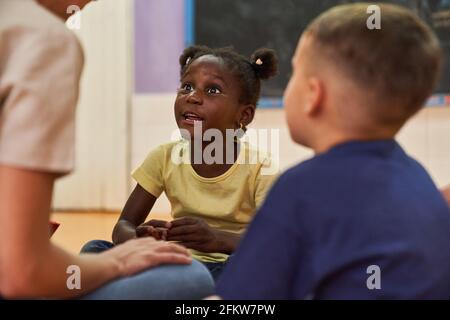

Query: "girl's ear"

xmin=238 ymin=104 xmax=256 ymax=128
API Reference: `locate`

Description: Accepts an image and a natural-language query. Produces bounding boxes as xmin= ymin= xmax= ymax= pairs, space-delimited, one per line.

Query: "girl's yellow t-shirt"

xmin=132 ymin=139 xmax=278 ymax=263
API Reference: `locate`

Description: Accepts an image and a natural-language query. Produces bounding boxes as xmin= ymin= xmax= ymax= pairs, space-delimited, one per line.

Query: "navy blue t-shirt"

xmin=216 ymin=140 xmax=450 ymax=299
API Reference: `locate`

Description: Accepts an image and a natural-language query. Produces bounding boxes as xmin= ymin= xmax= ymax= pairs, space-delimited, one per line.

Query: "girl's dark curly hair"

xmin=179 ymin=45 xmax=278 ymax=106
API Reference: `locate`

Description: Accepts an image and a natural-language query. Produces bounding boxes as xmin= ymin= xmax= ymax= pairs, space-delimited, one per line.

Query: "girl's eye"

xmin=207 ymin=87 xmax=221 ymax=94
xmin=180 ymin=83 xmax=193 ymax=92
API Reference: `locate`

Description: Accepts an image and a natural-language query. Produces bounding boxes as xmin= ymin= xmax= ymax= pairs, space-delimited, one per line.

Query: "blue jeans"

xmin=79 ymin=240 xmax=214 ymax=300
xmin=81 ymin=239 xmax=115 ymax=253
xmin=81 ymin=240 xmax=227 ymax=282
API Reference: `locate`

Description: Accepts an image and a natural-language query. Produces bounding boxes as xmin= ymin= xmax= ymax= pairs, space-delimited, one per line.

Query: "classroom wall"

xmin=131 ymin=0 xmax=311 ymax=213
xmin=133 ymin=97 xmax=450 ymax=213
xmin=132 ymin=0 xmax=450 ymax=214
xmin=54 ymin=0 xmax=450 ymax=212
xmin=53 ymin=0 xmax=132 ymax=210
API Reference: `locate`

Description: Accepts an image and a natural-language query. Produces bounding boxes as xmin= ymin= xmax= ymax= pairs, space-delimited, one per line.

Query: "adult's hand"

xmin=102 ymin=237 xmax=192 ymax=277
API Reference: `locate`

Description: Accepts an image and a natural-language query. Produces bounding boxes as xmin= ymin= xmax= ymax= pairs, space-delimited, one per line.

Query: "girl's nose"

xmin=186 ymin=90 xmax=202 ymax=105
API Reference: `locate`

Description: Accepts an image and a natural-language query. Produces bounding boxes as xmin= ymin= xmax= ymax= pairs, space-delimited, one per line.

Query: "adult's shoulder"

xmin=0 ymin=0 xmax=83 ymax=61
xmin=1 ymin=0 xmax=68 ymax=31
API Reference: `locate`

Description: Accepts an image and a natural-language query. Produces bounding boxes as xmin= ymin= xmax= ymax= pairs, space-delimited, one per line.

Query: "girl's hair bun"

xmin=250 ymin=48 xmax=278 ymax=80
xmin=179 ymin=45 xmax=210 ymax=67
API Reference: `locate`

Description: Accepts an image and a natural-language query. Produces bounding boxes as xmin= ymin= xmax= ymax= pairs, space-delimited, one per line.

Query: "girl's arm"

xmin=210 ymin=229 xmax=241 ymax=254
xmin=112 ymin=184 xmax=162 ymax=244
xmin=0 ymin=166 xmax=191 ymax=299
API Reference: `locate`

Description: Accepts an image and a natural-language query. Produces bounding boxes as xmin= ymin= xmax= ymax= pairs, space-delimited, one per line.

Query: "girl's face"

xmin=175 ymin=55 xmax=244 ymax=140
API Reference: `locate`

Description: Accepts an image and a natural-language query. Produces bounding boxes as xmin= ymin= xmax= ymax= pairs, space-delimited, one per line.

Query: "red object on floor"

xmin=49 ymin=221 xmax=60 ymax=237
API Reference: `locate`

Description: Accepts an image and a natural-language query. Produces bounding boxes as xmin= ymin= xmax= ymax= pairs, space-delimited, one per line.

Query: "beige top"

xmin=0 ymin=0 xmax=84 ymax=174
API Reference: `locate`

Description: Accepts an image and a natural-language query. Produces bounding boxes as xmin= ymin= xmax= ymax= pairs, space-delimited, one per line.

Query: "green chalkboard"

xmin=194 ymin=0 xmax=450 ymax=99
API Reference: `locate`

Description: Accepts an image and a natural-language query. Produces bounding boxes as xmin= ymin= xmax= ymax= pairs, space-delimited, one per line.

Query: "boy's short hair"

xmin=306 ymin=3 xmax=443 ymax=126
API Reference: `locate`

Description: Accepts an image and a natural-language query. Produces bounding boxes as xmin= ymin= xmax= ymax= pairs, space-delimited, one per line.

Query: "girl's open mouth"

xmin=182 ymin=112 xmax=204 ymax=125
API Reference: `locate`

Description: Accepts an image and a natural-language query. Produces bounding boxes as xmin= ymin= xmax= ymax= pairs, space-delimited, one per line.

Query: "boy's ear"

xmin=239 ymin=104 xmax=256 ymax=127
xmin=305 ymin=78 xmax=324 ymax=116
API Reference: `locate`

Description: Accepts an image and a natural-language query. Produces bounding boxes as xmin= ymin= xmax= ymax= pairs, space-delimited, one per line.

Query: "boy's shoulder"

xmin=278 ymin=153 xmax=325 ymax=183
xmin=276 ymin=139 xmax=438 ymax=203
xmin=273 ymin=140 xmax=402 ymax=190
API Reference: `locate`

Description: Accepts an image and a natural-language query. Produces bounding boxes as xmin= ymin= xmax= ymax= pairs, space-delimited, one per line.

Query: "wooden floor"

xmin=51 ymin=212 xmax=170 ymax=253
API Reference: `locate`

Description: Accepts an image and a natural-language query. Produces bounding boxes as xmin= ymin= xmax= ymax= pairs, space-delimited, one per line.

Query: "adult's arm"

xmin=0 ymin=166 xmax=191 ymax=299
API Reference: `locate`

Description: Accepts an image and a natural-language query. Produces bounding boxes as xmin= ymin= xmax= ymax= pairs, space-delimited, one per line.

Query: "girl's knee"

xmin=80 ymin=240 xmax=113 ymax=254
xmin=160 ymin=260 xmax=215 ymax=299
xmin=189 ymin=260 xmax=215 ymax=288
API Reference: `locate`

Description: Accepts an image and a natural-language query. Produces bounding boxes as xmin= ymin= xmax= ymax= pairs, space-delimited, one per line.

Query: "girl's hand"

xmin=136 ymin=219 xmax=171 ymax=240
xmin=102 ymin=237 xmax=192 ymax=277
xmin=166 ymin=217 xmax=223 ymax=253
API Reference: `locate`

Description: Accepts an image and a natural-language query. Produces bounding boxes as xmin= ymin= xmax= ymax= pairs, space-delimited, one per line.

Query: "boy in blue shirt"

xmin=216 ymin=3 xmax=450 ymax=299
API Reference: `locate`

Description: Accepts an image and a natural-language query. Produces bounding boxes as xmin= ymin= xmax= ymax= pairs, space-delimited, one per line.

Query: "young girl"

xmin=81 ymin=45 xmax=279 ymax=280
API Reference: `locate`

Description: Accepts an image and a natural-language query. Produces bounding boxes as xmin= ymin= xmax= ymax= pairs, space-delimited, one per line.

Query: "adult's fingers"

xmin=153 ymin=241 xmax=191 ymax=255
xmin=150 ymin=252 xmax=192 ymax=266
xmin=123 ymin=251 xmax=192 ymax=276
xmin=128 ymin=236 xmax=156 ymax=244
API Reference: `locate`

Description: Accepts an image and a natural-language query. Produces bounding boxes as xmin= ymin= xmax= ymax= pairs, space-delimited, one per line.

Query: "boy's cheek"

xmin=284 ymin=85 xmax=308 ymax=145
xmin=284 ymin=81 xmax=302 ymax=118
